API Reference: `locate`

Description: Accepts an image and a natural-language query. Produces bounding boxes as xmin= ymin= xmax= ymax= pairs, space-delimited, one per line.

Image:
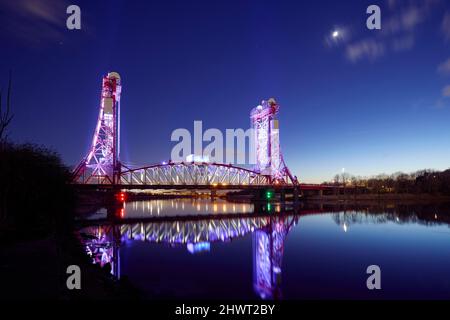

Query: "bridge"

xmin=71 ymin=72 xmax=303 ymax=192
xmin=71 ymin=72 xmax=346 ymax=199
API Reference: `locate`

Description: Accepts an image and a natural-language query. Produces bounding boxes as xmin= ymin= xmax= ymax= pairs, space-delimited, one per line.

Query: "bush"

xmin=0 ymin=142 xmax=75 ymax=235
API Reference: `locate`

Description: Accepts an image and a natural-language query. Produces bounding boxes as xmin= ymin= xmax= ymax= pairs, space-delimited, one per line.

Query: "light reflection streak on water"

xmin=109 ymin=199 xmax=254 ymax=219
xmin=81 ymin=202 xmax=450 ymax=300
xmin=82 ymin=213 xmax=296 ymax=300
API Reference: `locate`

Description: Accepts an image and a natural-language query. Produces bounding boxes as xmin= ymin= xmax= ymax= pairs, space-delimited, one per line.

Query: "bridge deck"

xmin=73 ymin=183 xmax=342 ymax=191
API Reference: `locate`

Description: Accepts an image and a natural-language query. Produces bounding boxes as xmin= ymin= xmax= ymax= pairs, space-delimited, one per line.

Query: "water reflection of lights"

xmin=82 ymin=213 xmax=298 ymax=300
xmin=115 ymin=199 xmax=255 ymax=218
xmin=187 ymin=242 xmax=210 ymax=254
xmin=343 ymin=223 xmax=348 ymax=233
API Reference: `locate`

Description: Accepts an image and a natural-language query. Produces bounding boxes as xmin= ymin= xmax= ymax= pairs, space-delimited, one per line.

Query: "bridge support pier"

xmin=210 ymin=189 xmax=217 ymax=200
xmin=293 ymin=187 xmax=299 ymax=205
xmin=280 ymin=189 xmax=286 ymax=203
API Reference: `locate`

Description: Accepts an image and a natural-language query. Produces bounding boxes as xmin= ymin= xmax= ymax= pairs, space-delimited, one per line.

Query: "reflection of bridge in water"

xmin=79 ymin=201 xmax=450 ymax=300
xmin=81 ymin=213 xmax=299 ymax=300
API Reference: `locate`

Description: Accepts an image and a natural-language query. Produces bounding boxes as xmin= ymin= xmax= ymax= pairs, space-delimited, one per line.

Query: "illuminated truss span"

xmin=119 ymin=162 xmax=276 ymax=187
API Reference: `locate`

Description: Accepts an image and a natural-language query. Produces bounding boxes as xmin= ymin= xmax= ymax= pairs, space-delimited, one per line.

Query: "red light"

xmin=116 ymin=192 xmax=126 ymax=202
xmin=120 ymin=208 xmax=124 ymax=218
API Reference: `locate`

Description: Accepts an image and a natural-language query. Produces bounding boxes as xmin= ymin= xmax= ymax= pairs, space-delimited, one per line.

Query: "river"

xmin=78 ymin=199 xmax=450 ymax=299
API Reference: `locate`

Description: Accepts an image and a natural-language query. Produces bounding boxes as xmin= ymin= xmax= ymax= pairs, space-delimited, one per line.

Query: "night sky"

xmin=1 ymin=0 xmax=450 ymax=183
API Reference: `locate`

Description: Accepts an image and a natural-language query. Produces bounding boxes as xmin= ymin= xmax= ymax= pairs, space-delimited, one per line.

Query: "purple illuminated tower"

xmin=250 ymin=98 xmax=297 ymax=184
xmin=73 ymin=72 xmax=122 ymax=184
xmin=252 ymin=219 xmax=291 ymax=300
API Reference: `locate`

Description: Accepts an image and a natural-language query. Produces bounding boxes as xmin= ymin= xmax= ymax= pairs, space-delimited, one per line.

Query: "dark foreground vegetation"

xmin=0 ymin=142 xmax=140 ymax=300
xmin=0 ymin=142 xmax=74 ymax=238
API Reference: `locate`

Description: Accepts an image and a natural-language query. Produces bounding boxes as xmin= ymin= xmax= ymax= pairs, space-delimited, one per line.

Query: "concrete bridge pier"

xmin=210 ymin=189 xmax=217 ymax=200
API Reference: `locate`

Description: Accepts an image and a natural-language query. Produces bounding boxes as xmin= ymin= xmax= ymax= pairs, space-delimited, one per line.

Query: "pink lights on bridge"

xmin=250 ymin=98 xmax=297 ymax=185
xmin=72 ymin=73 xmax=298 ymax=187
xmin=73 ymin=72 xmax=122 ymax=184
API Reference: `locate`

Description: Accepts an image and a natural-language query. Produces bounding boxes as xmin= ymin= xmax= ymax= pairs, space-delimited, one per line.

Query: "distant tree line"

xmin=328 ymin=169 xmax=450 ymax=195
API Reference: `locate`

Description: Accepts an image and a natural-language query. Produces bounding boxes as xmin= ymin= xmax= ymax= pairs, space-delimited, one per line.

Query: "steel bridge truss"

xmin=118 ymin=162 xmax=287 ymax=187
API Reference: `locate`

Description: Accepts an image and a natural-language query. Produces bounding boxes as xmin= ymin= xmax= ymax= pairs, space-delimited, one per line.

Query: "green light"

xmin=265 ymin=190 xmax=273 ymax=200
xmin=267 ymin=203 xmax=272 ymax=211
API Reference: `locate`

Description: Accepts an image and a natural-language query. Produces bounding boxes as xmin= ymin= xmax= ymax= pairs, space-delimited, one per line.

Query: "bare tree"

xmin=0 ymin=72 xmax=13 ymax=142
xmin=334 ymin=174 xmax=340 ymax=185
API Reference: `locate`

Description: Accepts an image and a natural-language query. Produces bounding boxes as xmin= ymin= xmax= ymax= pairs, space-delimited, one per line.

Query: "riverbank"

xmin=304 ymin=193 xmax=450 ymax=204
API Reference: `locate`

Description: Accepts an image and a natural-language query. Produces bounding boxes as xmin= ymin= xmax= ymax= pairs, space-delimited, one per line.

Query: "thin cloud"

xmin=435 ymin=98 xmax=449 ymax=109
xmin=388 ymin=0 xmax=399 ymax=10
xmin=346 ymin=39 xmax=385 ymax=62
xmin=391 ymin=34 xmax=415 ymax=52
xmin=442 ymin=85 xmax=450 ymax=97
xmin=443 ymin=12 xmax=450 ymax=42
xmin=382 ymin=6 xmax=425 ymax=35
xmin=1 ymin=0 xmax=72 ymax=47
xmin=339 ymin=0 xmax=442 ymax=63
xmin=438 ymin=57 xmax=450 ymax=74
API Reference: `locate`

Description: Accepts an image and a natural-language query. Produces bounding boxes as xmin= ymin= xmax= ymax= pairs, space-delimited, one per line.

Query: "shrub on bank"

xmin=0 ymin=142 xmax=75 ymax=237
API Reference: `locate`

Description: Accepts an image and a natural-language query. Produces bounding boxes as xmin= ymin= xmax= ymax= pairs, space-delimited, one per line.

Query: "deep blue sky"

xmin=1 ymin=0 xmax=450 ymax=182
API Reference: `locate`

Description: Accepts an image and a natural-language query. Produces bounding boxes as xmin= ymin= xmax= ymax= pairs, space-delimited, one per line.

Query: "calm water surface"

xmin=79 ymin=199 xmax=450 ymax=299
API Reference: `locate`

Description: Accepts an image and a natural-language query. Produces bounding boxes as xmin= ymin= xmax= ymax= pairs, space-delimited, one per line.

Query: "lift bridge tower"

xmin=250 ymin=98 xmax=296 ymax=184
xmin=73 ymin=72 xmax=122 ymax=184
